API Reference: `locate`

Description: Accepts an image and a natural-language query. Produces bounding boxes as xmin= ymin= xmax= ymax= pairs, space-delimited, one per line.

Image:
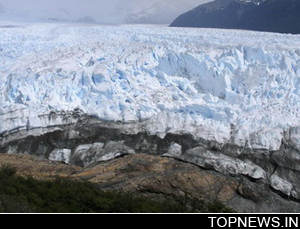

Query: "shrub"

xmin=0 ymin=165 xmax=234 ymax=213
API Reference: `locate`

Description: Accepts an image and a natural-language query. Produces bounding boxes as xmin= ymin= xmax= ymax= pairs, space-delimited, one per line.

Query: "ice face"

xmin=1 ymin=22 xmax=300 ymax=150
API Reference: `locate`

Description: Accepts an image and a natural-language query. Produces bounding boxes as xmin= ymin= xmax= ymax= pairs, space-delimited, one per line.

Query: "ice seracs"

xmin=1 ymin=23 xmax=300 ymax=152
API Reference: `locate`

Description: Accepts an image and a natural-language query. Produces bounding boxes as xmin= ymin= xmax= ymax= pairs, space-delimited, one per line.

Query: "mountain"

xmin=170 ymin=0 xmax=300 ymax=34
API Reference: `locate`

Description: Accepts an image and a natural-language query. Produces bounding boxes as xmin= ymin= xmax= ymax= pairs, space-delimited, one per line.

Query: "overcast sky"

xmin=0 ymin=0 xmax=212 ymax=24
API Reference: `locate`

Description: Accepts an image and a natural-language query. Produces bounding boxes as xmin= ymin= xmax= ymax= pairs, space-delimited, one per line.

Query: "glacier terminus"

xmin=1 ymin=22 xmax=300 ymax=212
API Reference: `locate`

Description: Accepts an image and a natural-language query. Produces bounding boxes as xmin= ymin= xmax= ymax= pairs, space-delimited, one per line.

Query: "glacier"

xmin=1 ymin=22 xmax=300 ymax=151
xmin=2 ymin=22 xmax=300 ymax=209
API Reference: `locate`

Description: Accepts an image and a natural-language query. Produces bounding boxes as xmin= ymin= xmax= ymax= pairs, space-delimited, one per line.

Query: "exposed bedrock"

xmin=1 ymin=111 xmax=300 ymax=212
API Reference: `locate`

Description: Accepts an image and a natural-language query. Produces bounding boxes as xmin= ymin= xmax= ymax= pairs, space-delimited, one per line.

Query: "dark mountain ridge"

xmin=170 ymin=0 xmax=300 ymax=34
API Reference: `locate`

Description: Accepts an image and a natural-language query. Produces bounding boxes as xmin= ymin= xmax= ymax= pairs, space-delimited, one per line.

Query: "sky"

xmin=0 ymin=0 xmax=212 ymax=24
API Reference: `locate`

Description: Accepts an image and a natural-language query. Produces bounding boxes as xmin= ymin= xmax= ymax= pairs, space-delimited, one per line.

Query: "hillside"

xmin=0 ymin=153 xmax=296 ymax=213
xmin=0 ymin=153 xmax=235 ymax=213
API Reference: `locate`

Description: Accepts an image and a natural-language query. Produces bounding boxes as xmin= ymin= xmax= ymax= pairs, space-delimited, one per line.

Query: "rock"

xmin=71 ymin=143 xmax=104 ymax=167
xmin=99 ymin=141 xmax=135 ymax=161
xmin=170 ymin=146 xmax=267 ymax=180
xmin=271 ymin=149 xmax=300 ymax=172
xmin=1 ymin=153 xmax=300 ymax=212
xmin=74 ymin=153 xmax=240 ymax=206
xmin=270 ymin=174 xmax=296 ymax=198
xmin=288 ymin=127 xmax=300 ymax=151
xmin=71 ymin=141 xmax=135 ymax=167
xmin=1 ymin=115 xmax=300 ymax=211
xmin=49 ymin=149 xmax=71 ymax=164
xmin=237 ymin=179 xmax=269 ymax=203
xmin=164 ymin=142 xmax=182 ymax=157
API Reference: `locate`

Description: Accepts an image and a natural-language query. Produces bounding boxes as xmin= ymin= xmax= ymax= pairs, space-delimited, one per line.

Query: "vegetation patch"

xmin=0 ymin=165 xmax=233 ymax=213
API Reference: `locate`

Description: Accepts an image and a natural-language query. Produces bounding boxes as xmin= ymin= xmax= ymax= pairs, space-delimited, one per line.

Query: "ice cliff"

xmin=1 ymin=23 xmax=300 ymax=150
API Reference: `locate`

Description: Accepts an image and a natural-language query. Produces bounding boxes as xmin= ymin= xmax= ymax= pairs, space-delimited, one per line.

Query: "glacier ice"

xmin=1 ymin=22 xmax=300 ymax=151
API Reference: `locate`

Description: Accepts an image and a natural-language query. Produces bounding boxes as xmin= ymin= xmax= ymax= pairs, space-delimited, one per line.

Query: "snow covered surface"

xmin=1 ymin=22 xmax=300 ymax=150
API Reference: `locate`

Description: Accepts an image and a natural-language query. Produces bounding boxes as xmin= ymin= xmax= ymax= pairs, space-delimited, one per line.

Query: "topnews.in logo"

xmin=208 ymin=216 xmax=299 ymax=228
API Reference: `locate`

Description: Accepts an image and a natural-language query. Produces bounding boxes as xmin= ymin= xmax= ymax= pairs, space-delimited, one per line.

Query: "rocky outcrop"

xmin=1 ymin=153 xmax=300 ymax=212
xmin=1 ymin=113 xmax=300 ymax=212
xmin=79 ymin=154 xmax=300 ymax=213
xmin=71 ymin=141 xmax=135 ymax=167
